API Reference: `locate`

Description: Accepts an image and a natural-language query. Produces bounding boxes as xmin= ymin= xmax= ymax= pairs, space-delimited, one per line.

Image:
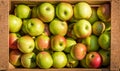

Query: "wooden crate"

xmin=0 ymin=0 xmax=120 ymax=71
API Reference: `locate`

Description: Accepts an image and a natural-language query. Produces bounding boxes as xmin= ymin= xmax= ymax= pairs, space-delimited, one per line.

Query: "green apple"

xmin=105 ymin=22 xmax=111 ymax=31
xmin=56 ymin=2 xmax=73 ymax=21
xmin=73 ymin=19 xmax=92 ymax=38
xmin=88 ymin=8 xmax=99 ymax=24
xmin=98 ymin=32 xmax=110 ymax=50
xmin=52 ymin=52 xmax=67 ymax=68
xmin=36 ymin=51 xmax=53 ymax=69
xmin=35 ymin=34 xmax=50 ymax=51
xmin=64 ymin=38 xmax=76 ymax=53
xmin=70 ymin=43 xmax=87 ymax=60
xmin=31 ymin=6 xmax=38 ymax=18
xmin=9 ymin=15 xmax=22 ymax=33
xmin=66 ymin=54 xmax=79 ymax=68
xmin=74 ymin=2 xmax=92 ymax=19
xmin=99 ymin=49 xmax=110 ymax=67
xmin=80 ymin=57 xmax=88 ymax=68
xmin=21 ymin=52 xmax=36 ymax=68
xmin=51 ymin=35 xmax=66 ymax=51
xmin=14 ymin=4 xmax=31 ymax=19
xmin=17 ymin=35 xmax=35 ymax=53
xmin=42 ymin=24 xmax=51 ymax=36
xmin=37 ymin=3 xmax=55 ymax=22
xmin=92 ymin=21 xmax=105 ymax=36
xmin=97 ymin=4 xmax=111 ymax=22
xmin=82 ymin=35 xmax=99 ymax=52
xmin=22 ymin=18 xmax=45 ymax=36
xmin=9 ymin=50 xmax=22 ymax=67
xmin=49 ymin=18 xmax=68 ymax=36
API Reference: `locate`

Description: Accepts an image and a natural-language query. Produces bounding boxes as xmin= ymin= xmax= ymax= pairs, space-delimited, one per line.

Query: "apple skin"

xmin=86 ymin=52 xmax=102 ymax=68
xmin=74 ymin=2 xmax=92 ymax=19
xmin=35 ymin=34 xmax=50 ymax=51
xmin=17 ymin=35 xmax=35 ymax=53
xmin=64 ymin=38 xmax=76 ymax=53
xmin=82 ymin=35 xmax=99 ymax=52
xmin=97 ymin=4 xmax=111 ymax=22
xmin=36 ymin=51 xmax=53 ymax=69
xmin=49 ymin=18 xmax=68 ymax=36
xmin=56 ymin=2 xmax=73 ymax=21
xmin=22 ymin=18 xmax=45 ymax=36
xmin=43 ymin=24 xmax=51 ymax=36
xmin=9 ymin=33 xmax=20 ymax=49
xmin=92 ymin=21 xmax=105 ymax=36
xmin=37 ymin=3 xmax=55 ymax=22
xmin=52 ymin=52 xmax=67 ymax=68
xmin=88 ymin=8 xmax=99 ymax=24
xmin=98 ymin=32 xmax=110 ymax=50
xmin=67 ymin=23 xmax=77 ymax=39
xmin=14 ymin=4 xmax=31 ymax=19
xmin=73 ymin=19 xmax=92 ymax=38
xmin=99 ymin=49 xmax=110 ymax=67
xmin=21 ymin=52 xmax=36 ymax=68
xmin=51 ymin=35 xmax=66 ymax=51
xmin=31 ymin=6 xmax=38 ymax=18
xmin=80 ymin=57 xmax=88 ymax=68
xmin=9 ymin=15 xmax=22 ymax=33
xmin=70 ymin=43 xmax=87 ymax=60
xmin=9 ymin=49 xmax=22 ymax=67
xmin=66 ymin=54 xmax=79 ymax=68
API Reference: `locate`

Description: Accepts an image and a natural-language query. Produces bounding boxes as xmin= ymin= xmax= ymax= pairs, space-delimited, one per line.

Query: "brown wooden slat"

xmin=111 ymin=0 xmax=120 ymax=71
xmin=0 ymin=0 xmax=9 ymax=70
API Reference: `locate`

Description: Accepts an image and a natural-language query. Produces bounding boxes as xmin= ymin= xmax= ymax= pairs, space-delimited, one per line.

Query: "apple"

xmin=88 ymin=8 xmax=99 ymax=24
xmin=82 ymin=35 xmax=99 ymax=52
xmin=9 ymin=49 xmax=22 ymax=67
xmin=70 ymin=43 xmax=87 ymax=60
xmin=49 ymin=18 xmax=68 ymax=36
xmin=66 ymin=54 xmax=79 ymax=68
xmin=80 ymin=57 xmax=88 ymax=68
xmin=37 ymin=3 xmax=55 ymax=22
xmin=51 ymin=35 xmax=66 ymax=51
xmin=52 ymin=52 xmax=67 ymax=68
xmin=86 ymin=52 xmax=102 ymax=68
xmin=64 ymin=38 xmax=76 ymax=53
xmin=97 ymin=4 xmax=111 ymax=22
xmin=69 ymin=17 xmax=79 ymax=23
xmin=105 ymin=22 xmax=111 ymax=31
xmin=21 ymin=52 xmax=36 ymax=68
xmin=35 ymin=34 xmax=50 ymax=51
xmin=31 ymin=6 xmax=38 ymax=18
xmin=92 ymin=21 xmax=105 ymax=36
xmin=42 ymin=24 xmax=51 ymax=36
xmin=9 ymin=62 xmax=15 ymax=69
xmin=36 ymin=51 xmax=53 ymax=69
xmin=17 ymin=35 xmax=35 ymax=53
xmin=73 ymin=19 xmax=92 ymax=38
xmin=56 ymin=2 xmax=73 ymax=21
xmin=99 ymin=49 xmax=110 ymax=67
xmin=74 ymin=2 xmax=92 ymax=19
xmin=14 ymin=4 xmax=31 ymax=19
xmin=67 ymin=23 xmax=77 ymax=39
xmin=22 ymin=18 xmax=45 ymax=36
xmin=9 ymin=15 xmax=22 ymax=33
xmin=98 ymin=32 xmax=110 ymax=50
xmin=9 ymin=33 xmax=20 ymax=49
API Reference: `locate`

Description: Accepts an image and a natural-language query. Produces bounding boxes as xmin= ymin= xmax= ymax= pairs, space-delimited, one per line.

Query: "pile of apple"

xmin=9 ymin=2 xmax=111 ymax=69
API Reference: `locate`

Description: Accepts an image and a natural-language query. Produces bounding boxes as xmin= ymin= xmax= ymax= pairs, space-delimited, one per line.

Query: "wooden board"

xmin=0 ymin=0 xmax=120 ymax=71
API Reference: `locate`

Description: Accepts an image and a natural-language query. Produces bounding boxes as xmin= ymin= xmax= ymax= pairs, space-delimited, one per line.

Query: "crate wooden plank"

xmin=111 ymin=0 xmax=120 ymax=71
xmin=0 ymin=0 xmax=9 ymax=70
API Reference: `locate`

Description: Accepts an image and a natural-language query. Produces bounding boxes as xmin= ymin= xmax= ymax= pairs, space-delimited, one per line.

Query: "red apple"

xmin=9 ymin=33 xmax=20 ymax=49
xmin=86 ymin=52 xmax=102 ymax=68
xmin=51 ymin=35 xmax=66 ymax=51
xmin=9 ymin=49 xmax=22 ymax=67
xmin=70 ymin=43 xmax=87 ymax=60
xmin=35 ymin=34 xmax=50 ymax=51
